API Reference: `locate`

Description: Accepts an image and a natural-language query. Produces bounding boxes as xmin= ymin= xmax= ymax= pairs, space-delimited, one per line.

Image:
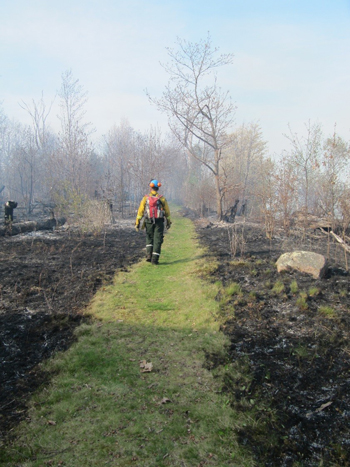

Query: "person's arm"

xmin=135 ymin=196 xmax=147 ymax=230
xmin=161 ymin=197 xmax=172 ymax=228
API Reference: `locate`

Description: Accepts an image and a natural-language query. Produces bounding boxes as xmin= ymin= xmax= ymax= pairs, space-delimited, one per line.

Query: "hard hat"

xmin=149 ymin=179 xmax=161 ymax=188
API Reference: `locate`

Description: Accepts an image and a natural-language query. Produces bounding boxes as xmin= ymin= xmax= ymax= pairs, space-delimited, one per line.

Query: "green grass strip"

xmin=1 ymin=209 xmax=255 ymax=467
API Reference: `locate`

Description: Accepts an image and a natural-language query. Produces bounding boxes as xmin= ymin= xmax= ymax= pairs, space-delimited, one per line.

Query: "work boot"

xmin=151 ymin=254 xmax=159 ymax=265
xmin=146 ymin=246 xmax=153 ymax=262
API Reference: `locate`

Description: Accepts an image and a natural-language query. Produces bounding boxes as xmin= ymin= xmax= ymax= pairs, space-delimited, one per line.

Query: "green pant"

xmin=145 ymin=219 xmax=164 ymax=258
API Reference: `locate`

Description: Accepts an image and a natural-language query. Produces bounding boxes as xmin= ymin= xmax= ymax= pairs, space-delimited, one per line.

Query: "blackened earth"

xmin=1 ymin=214 xmax=350 ymax=467
xmin=0 ymin=222 xmax=145 ymax=444
xmin=195 ymin=218 xmax=350 ymax=467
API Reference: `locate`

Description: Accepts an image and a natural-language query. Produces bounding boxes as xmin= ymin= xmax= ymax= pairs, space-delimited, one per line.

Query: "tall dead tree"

xmin=149 ymin=34 xmax=236 ymax=219
xmin=284 ymin=121 xmax=322 ymax=216
xmin=19 ymin=93 xmax=56 ymax=211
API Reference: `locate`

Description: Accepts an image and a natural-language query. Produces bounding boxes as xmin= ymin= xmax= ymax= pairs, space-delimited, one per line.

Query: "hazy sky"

xmin=1 ymin=0 xmax=350 ymax=154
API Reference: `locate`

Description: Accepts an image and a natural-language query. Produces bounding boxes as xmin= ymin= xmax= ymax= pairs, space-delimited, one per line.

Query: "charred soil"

xmin=196 ymin=219 xmax=350 ymax=466
xmin=0 ymin=222 xmax=145 ymax=444
xmin=1 ymin=214 xmax=350 ymax=467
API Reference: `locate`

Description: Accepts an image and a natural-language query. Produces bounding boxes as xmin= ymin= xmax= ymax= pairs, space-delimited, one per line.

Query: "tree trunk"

xmin=0 ymin=217 xmax=66 ymax=236
xmin=214 ymin=172 xmax=223 ymax=220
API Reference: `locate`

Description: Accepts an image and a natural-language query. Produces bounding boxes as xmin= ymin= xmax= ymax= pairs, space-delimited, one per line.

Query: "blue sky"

xmin=1 ymin=0 xmax=349 ymax=154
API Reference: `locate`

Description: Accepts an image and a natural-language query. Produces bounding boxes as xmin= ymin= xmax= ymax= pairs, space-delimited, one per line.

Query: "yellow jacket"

xmin=136 ymin=190 xmax=171 ymax=221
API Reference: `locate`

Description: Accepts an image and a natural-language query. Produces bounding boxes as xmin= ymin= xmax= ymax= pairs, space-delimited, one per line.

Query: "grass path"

xmin=1 ymin=210 xmax=255 ymax=467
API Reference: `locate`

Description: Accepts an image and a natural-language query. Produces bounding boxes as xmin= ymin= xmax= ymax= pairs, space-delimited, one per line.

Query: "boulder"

xmin=276 ymin=251 xmax=328 ymax=279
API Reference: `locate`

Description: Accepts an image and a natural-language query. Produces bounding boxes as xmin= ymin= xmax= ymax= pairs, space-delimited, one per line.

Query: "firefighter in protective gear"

xmin=135 ymin=179 xmax=171 ymax=264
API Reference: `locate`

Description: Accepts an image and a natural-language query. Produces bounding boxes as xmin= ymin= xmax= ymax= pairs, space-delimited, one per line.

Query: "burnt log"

xmin=223 ymin=200 xmax=239 ymax=223
xmin=0 ymin=217 xmax=66 ymax=237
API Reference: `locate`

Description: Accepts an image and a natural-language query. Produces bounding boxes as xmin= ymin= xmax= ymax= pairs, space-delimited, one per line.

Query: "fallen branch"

xmin=320 ymin=228 xmax=350 ymax=253
xmin=0 ymin=218 xmax=66 ymax=237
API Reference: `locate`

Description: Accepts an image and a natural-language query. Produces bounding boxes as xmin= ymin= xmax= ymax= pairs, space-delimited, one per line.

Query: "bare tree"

xmin=222 ymin=122 xmax=267 ymax=213
xmin=148 ymin=34 xmax=236 ymax=219
xmin=284 ymin=121 xmax=322 ymax=216
xmin=274 ymin=153 xmax=298 ymax=234
xmin=255 ymin=157 xmax=278 ymax=238
xmin=54 ymin=70 xmax=95 ymax=198
xmin=103 ymin=119 xmax=135 ymax=216
xmin=316 ymin=130 xmax=350 ymax=227
xmin=19 ymin=93 xmax=57 ymax=207
xmin=19 ymin=92 xmax=54 ymax=151
xmin=0 ymin=120 xmax=38 ymax=213
xmin=0 ymin=105 xmax=10 ymax=195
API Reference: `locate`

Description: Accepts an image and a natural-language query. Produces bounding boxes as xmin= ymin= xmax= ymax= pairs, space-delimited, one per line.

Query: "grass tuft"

xmin=308 ymin=286 xmax=320 ymax=297
xmin=319 ymin=305 xmax=335 ymax=318
xmin=296 ymin=292 xmax=308 ymax=311
xmin=290 ymin=280 xmax=299 ymax=294
xmin=271 ymin=280 xmax=285 ymax=295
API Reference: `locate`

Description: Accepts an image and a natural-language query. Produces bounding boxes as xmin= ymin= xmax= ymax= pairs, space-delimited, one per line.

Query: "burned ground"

xmin=0 ymin=223 xmax=145 ymax=443
xmin=196 ymin=220 xmax=350 ymax=466
xmin=1 ymin=214 xmax=350 ymax=466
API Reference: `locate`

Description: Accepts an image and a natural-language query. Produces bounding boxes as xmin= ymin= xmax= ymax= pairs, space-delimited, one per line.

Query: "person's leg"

xmin=145 ymin=221 xmax=154 ymax=261
xmin=152 ymin=219 xmax=164 ymax=264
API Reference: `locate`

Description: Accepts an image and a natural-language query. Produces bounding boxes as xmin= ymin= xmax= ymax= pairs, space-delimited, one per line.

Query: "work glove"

xmin=135 ymin=220 xmax=140 ymax=232
xmin=166 ymin=218 xmax=172 ymax=230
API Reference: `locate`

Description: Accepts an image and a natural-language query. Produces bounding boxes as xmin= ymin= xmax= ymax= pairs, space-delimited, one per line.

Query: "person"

xmin=4 ymin=200 xmax=18 ymax=235
xmin=135 ymin=179 xmax=171 ymax=265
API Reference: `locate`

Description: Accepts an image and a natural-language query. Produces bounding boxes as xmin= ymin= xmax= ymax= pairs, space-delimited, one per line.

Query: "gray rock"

xmin=276 ymin=251 xmax=328 ymax=279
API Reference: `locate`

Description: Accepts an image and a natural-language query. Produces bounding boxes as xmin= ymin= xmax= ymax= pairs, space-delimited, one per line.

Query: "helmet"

xmin=149 ymin=179 xmax=161 ymax=188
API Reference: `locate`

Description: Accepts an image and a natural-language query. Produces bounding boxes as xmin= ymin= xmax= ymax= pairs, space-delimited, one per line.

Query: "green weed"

xmin=218 ymin=282 xmax=243 ymax=317
xmin=230 ymin=260 xmax=249 ymax=268
xmin=248 ymin=291 xmax=257 ymax=302
xmin=293 ymin=345 xmax=309 ymax=359
xmin=319 ymin=305 xmax=335 ymax=318
xmin=296 ymin=292 xmax=308 ymax=311
xmin=225 ymin=282 xmax=243 ymax=297
xmin=271 ymin=280 xmax=285 ymax=295
xmin=290 ymin=280 xmax=299 ymax=294
xmin=308 ymin=286 xmax=320 ymax=297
